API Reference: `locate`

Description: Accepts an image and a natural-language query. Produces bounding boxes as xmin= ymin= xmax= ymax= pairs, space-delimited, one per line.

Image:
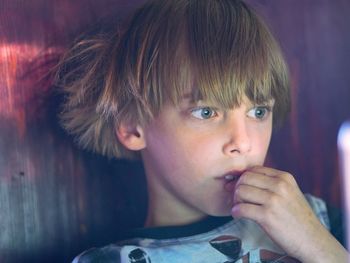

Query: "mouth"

xmin=221 ymin=171 xmax=245 ymax=192
xmin=223 ymin=171 xmax=244 ymax=182
xmin=223 ymin=174 xmax=240 ymax=181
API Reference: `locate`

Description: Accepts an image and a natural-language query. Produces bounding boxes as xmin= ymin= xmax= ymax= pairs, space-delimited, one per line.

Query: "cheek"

xmin=147 ymin=125 xmax=216 ymax=174
xmin=250 ymin=126 xmax=272 ymax=156
xmin=167 ymin=134 xmax=214 ymax=169
xmin=144 ymin=122 xmax=192 ymax=166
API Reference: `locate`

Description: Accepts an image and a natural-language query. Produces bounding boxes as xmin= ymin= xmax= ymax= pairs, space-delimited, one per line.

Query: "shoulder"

xmin=72 ymin=245 xmax=122 ymax=263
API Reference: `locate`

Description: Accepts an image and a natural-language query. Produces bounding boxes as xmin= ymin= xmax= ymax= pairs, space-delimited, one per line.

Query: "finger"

xmin=236 ymin=170 xmax=278 ymax=191
xmin=233 ymin=184 xmax=272 ymax=206
xmin=248 ymin=166 xmax=281 ymax=177
xmin=231 ymin=202 xmax=265 ymax=222
xmin=247 ymin=166 xmax=298 ymax=188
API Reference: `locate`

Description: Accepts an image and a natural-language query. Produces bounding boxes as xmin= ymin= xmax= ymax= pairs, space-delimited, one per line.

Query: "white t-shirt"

xmin=73 ymin=194 xmax=330 ymax=263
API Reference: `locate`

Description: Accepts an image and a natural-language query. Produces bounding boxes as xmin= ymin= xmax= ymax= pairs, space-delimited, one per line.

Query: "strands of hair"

xmin=55 ymin=0 xmax=290 ymax=159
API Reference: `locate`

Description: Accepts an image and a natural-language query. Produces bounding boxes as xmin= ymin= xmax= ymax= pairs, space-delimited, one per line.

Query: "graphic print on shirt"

xmin=128 ymin=248 xmax=152 ymax=263
xmin=209 ymin=235 xmax=301 ymax=263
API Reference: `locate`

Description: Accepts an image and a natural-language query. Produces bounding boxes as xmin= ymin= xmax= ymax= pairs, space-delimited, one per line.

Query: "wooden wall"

xmin=0 ymin=0 xmax=349 ymax=262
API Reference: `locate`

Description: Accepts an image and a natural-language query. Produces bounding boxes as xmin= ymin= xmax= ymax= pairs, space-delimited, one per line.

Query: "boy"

xmin=56 ymin=0 xmax=348 ymax=262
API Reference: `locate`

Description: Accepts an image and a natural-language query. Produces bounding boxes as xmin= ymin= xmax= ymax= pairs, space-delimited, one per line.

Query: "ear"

xmin=116 ymin=121 xmax=146 ymax=151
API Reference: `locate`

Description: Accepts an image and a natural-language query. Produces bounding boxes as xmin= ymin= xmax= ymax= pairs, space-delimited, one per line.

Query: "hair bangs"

xmin=118 ymin=0 xmax=289 ymax=125
xmin=181 ymin=0 xmax=289 ymax=123
xmin=113 ymin=0 xmax=194 ymax=124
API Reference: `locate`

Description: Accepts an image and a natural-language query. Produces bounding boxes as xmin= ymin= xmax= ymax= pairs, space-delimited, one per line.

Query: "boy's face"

xmin=141 ymin=94 xmax=274 ymax=224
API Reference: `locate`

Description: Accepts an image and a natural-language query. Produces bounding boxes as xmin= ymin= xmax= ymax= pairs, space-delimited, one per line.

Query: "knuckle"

xmin=275 ymin=179 xmax=288 ymax=192
xmin=276 ymin=173 xmax=296 ymax=192
xmin=280 ymin=172 xmax=296 ymax=185
xmin=267 ymin=194 xmax=280 ymax=208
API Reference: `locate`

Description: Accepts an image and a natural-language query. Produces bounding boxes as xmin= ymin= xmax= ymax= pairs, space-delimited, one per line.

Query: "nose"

xmin=222 ymin=116 xmax=252 ymax=156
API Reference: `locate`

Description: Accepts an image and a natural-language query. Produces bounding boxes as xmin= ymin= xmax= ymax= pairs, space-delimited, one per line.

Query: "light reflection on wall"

xmin=0 ymin=43 xmax=61 ymax=136
xmin=0 ymin=42 xmax=88 ymax=257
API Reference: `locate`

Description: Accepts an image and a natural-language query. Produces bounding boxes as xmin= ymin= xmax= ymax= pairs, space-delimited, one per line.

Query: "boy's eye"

xmin=190 ymin=107 xmax=217 ymax=120
xmin=247 ymin=106 xmax=271 ymax=120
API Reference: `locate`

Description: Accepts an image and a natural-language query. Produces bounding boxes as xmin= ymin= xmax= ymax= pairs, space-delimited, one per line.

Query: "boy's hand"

xmin=230 ymin=166 xmax=348 ymax=263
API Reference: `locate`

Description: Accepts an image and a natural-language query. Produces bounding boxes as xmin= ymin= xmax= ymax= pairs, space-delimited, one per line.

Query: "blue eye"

xmin=247 ymin=106 xmax=271 ymax=120
xmin=191 ymin=107 xmax=217 ymax=119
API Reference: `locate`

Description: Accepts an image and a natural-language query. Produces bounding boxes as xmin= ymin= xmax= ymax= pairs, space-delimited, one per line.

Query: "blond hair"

xmin=56 ymin=0 xmax=290 ymax=160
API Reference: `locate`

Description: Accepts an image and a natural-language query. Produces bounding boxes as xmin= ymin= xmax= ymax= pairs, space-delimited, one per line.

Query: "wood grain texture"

xmin=0 ymin=0 xmax=349 ymax=262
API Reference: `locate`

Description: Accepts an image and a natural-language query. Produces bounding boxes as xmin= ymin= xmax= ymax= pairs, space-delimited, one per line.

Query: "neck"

xmin=141 ymin=152 xmax=206 ymax=228
xmin=144 ymin=191 xmax=206 ymax=227
xmin=143 ymin=172 xmax=206 ymax=227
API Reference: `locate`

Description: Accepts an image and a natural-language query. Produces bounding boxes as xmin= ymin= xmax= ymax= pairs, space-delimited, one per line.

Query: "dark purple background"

xmin=0 ymin=0 xmax=349 ymax=262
